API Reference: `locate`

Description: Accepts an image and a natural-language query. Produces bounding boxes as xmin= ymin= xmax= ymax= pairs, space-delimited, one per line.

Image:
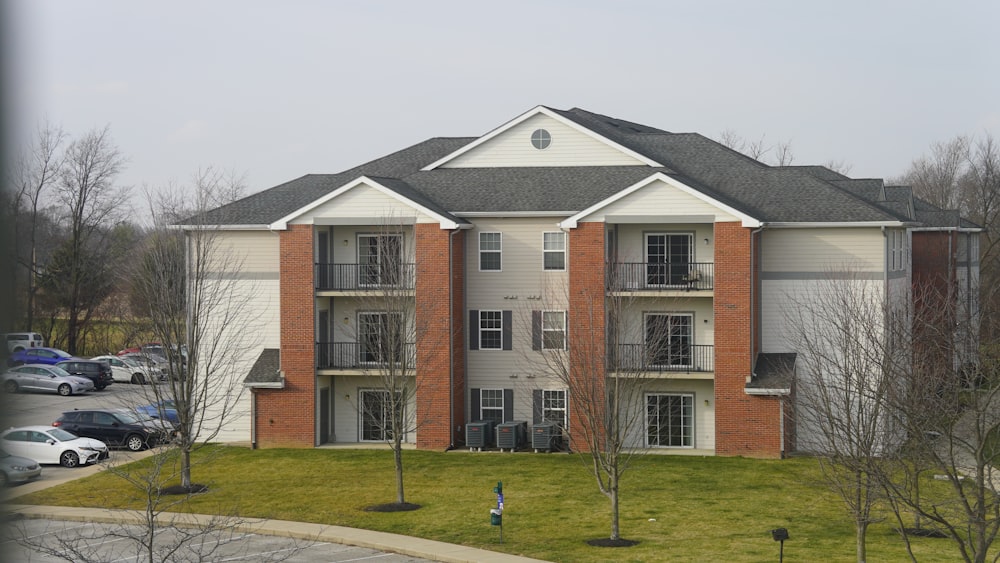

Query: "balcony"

xmin=316 ymin=342 xmax=416 ymax=371
xmin=608 ymin=262 xmax=714 ymax=292
xmin=610 ymin=344 xmax=714 ymax=376
xmin=315 ymin=263 xmax=415 ymax=292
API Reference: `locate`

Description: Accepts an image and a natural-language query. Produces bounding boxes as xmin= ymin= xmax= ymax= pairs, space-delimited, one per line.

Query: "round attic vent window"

xmin=531 ymin=129 xmax=551 ymax=150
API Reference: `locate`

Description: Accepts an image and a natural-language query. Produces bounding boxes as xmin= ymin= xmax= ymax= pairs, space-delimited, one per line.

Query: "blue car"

xmin=6 ymin=347 xmax=74 ymax=367
xmin=135 ymin=400 xmax=179 ymax=425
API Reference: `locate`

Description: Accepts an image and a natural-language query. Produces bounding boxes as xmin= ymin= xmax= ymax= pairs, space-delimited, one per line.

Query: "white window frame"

xmin=645 ymin=392 xmax=694 ymax=448
xmin=543 ymin=231 xmax=566 ymax=271
xmin=359 ymin=388 xmax=403 ymax=442
xmin=644 ymin=312 xmax=694 ymax=368
xmin=480 ymin=388 xmax=504 ymax=424
xmin=542 ymin=311 xmax=566 ymax=350
xmin=479 ymin=310 xmax=503 ymax=350
xmin=358 ymin=233 xmax=403 ymax=287
xmin=542 ymin=389 xmax=567 ymax=428
xmin=479 ymin=232 xmax=502 ymax=272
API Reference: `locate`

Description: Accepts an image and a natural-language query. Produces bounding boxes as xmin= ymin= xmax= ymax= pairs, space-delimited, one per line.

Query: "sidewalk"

xmin=2 ymin=454 xmax=550 ymax=563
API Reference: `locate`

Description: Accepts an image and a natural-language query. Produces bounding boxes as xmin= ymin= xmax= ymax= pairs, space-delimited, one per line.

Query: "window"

xmin=541 ymin=311 xmax=566 ymax=350
xmin=543 ymin=232 xmax=566 ymax=270
xmin=646 ymin=233 xmax=692 ymax=286
xmin=359 ymin=389 xmax=402 ymax=442
xmin=358 ymin=312 xmax=403 ymax=364
xmin=542 ymin=389 xmax=567 ymax=427
xmin=530 ymin=129 xmax=551 ymax=150
xmin=479 ymin=232 xmax=502 ymax=271
xmin=358 ymin=234 xmax=402 ymax=286
xmin=646 ymin=393 xmax=694 ymax=448
xmin=889 ymin=230 xmax=906 ymax=272
xmin=480 ymin=389 xmax=505 ymax=425
xmin=479 ymin=310 xmax=503 ymax=350
xmin=645 ymin=313 xmax=693 ymax=368
xmin=469 ymin=310 xmax=513 ymax=351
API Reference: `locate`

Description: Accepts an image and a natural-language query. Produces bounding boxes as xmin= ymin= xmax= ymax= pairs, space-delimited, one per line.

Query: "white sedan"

xmin=91 ymin=355 xmax=162 ymax=384
xmin=0 ymin=426 xmax=109 ymax=467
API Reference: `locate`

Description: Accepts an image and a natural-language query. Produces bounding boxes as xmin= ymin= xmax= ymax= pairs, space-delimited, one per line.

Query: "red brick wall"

xmin=415 ymin=225 xmax=465 ymax=449
xmin=256 ymin=224 xmax=316 ymax=448
xmin=568 ymin=222 xmax=606 ymax=453
xmin=714 ymin=223 xmax=783 ymax=458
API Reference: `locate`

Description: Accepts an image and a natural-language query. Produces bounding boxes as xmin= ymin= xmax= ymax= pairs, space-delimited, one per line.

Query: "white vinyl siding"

xmin=577 ymin=178 xmax=740 ymax=223
xmin=289 ymin=182 xmax=436 ymax=224
xmin=442 ymin=114 xmax=645 ymax=168
xmin=761 ymin=228 xmax=885 ymax=273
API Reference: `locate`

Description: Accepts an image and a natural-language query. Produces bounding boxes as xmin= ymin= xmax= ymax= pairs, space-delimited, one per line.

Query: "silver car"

xmin=1 ymin=363 xmax=95 ymax=396
xmin=0 ymin=447 xmax=42 ymax=485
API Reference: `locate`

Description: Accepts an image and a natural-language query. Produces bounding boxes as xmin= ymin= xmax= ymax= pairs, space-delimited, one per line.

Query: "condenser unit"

xmin=496 ymin=421 xmax=527 ymax=452
xmin=465 ymin=421 xmax=494 ymax=451
xmin=532 ymin=422 xmax=562 ymax=452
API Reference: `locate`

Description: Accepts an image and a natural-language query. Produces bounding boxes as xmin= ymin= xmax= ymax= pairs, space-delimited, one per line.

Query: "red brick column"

xmin=256 ymin=224 xmax=315 ymax=448
xmin=415 ymin=225 xmax=465 ymax=449
xmin=568 ymin=222 xmax=606 ymax=453
xmin=714 ymin=222 xmax=783 ymax=457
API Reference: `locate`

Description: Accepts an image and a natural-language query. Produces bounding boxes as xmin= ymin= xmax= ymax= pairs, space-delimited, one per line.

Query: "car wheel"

xmin=60 ymin=451 xmax=80 ymax=468
xmin=125 ymin=434 xmax=146 ymax=452
xmin=95 ymin=384 xmax=106 ymax=391
xmin=130 ymin=373 xmax=141 ymax=384
xmin=3 ymin=380 xmax=17 ymax=393
xmin=57 ymin=383 xmax=72 ymax=396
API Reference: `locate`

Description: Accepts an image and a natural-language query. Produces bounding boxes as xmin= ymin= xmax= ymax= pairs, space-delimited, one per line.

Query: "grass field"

xmin=15 ymin=446 xmax=969 ymax=562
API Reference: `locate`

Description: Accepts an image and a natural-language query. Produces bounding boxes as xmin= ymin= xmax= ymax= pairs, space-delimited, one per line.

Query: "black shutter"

xmin=469 ymin=310 xmax=479 ymax=350
xmin=470 ymin=388 xmax=480 ymax=421
xmin=503 ymin=388 xmax=514 ymax=422
xmin=502 ymin=310 xmax=513 ymax=350
xmin=532 ymin=311 xmax=541 ymax=350
xmin=532 ymin=389 xmax=542 ymax=424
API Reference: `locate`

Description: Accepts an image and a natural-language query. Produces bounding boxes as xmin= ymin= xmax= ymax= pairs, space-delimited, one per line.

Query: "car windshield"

xmin=119 ymin=356 xmax=140 ymax=367
xmin=48 ymin=365 xmax=71 ymax=377
xmin=47 ymin=428 xmax=77 ymax=441
xmin=53 ymin=349 xmax=72 ymax=358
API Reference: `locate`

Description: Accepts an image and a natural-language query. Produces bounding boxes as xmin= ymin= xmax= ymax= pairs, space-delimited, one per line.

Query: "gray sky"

xmin=7 ymin=1 xmax=1000 ymax=214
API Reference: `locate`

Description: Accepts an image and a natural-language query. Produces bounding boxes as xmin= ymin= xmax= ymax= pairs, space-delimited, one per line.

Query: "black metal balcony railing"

xmin=315 ymin=263 xmax=416 ymax=291
xmin=316 ymin=342 xmax=416 ymax=370
xmin=610 ymin=344 xmax=714 ymax=373
xmin=608 ymin=262 xmax=714 ymax=291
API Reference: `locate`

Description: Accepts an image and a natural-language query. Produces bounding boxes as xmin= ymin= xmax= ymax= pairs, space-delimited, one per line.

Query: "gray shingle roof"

xmin=184 ymin=107 xmax=970 ymax=229
xmin=244 ymin=349 xmax=281 ymax=386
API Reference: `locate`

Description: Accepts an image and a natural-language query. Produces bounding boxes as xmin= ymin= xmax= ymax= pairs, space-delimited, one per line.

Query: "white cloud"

xmin=168 ymin=120 xmax=209 ymax=143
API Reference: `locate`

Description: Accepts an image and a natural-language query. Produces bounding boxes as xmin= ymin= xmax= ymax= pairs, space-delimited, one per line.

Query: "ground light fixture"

xmin=771 ymin=527 xmax=788 ymax=562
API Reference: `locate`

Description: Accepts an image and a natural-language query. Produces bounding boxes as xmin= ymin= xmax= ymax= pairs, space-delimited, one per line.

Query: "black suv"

xmin=56 ymin=360 xmax=114 ymax=390
xmin=53 ymin=408 xmax=171 ymax=451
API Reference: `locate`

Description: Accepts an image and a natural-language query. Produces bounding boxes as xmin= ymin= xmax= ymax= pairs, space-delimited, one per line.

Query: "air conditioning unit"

xmin=532 ymin=422 xmax=562 ymax=452
xmin=466 ymin=421 xmax=494 ymax=451
xmin=496 ymin=421 xmax=527 ymax=452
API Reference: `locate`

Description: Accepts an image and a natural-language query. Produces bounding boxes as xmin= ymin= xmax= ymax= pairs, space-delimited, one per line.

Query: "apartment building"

xmin=187 ymin=106 xmax=980 ymax=458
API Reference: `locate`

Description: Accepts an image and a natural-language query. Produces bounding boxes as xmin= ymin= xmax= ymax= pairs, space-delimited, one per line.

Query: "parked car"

xmin=118 ymin=352 xmax=170 ymax=379
xmin=3 ymin=332 xmax=44 ymax=353
xmin=91 ymin=354 xmax=163 ymax=384
xmin=6 ymin=346 xmax=73 ymax=367
xmin=56 ymin=359 xmax=113 ymax=391
xmin=0 ymin=426 xmax=109 ymax=467
xmin=53 ymin=408 xmax=171 ymax=452
xmin=135 ymin=399 xmax=180 ymax=425
xmin=1 ymin=364 xmax=95 ymax=396
xmin=0 ymin=447 xmax=42 ymax=486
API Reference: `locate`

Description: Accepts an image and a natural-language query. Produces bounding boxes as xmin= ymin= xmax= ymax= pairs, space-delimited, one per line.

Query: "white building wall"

xmin=443 ymin=113 xmax=645 ymax=168
xmin=290 ymin=184 xmax=436 ymax=224
xmin=581 ymin=180 xmax=739 ymax=224
xmin=329 ymin=375 xmax=417 ymax=443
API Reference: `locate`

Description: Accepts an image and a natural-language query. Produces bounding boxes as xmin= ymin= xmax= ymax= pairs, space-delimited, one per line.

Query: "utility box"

xmin=496 ymin=421 xmax=527 ymax=452
xmin=532 ymin=422 xmax=561 ymax=452
xmin=466 ymin=421 xmax=494 ymax=451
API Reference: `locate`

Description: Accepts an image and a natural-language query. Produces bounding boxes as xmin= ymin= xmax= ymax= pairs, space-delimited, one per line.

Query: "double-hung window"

xmin=646 ymin=393 xmax=694 ymax=448
xmin=543 ymin=232 xmax=566 ymax=271
xmin=542 ymin=311 xmax=566 ymax=350
xmin=480 ymin=232 xmax=502 ymax=271
xmin=542 ymin=389 xmax=567 ymax=427
xmin=480 ymin=389 xmax=505 ymax=425
xmin=479 ymin=310 xmax=503 ymax=350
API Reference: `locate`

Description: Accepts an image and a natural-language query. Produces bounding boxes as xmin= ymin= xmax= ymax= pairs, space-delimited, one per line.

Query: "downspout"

xmin=749 ymin=224 xmax=766 ymax=380
xmin=448 ymin=227 xmax=460 ymax=449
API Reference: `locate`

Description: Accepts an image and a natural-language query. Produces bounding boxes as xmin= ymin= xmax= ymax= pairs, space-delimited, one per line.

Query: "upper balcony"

xmin=316 ymin=341 xmax=416 ymax=374
xmin=315 ymin=263 xmax=416 ymax=296
xmin=607 ymin=262 xmax=714 ymax=295
xmin=609 ymin=343 xmax=714 ymax=379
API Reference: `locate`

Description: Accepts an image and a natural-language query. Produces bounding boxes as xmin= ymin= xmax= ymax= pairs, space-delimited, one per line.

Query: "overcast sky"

xmin=6 ymin=1 xmax=999 ymax=216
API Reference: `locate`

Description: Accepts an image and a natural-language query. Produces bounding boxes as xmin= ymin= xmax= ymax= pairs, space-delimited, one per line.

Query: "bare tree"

xmin=880 ymin=281 xmax=1000 ymax=563
xmin=782 ymin=271 xmax=907 ymax=563
xmin=899 ymin=136 xmax=970 ymax=212
xmin=521 ymin=269 xmax=684 ymax=545
xmin=335 ymin=217 xmax=435 ymax=509
xmin=717 ymin=129 xmax=794 ymax=165
xmin=6 ymin=121 xmax=66 ymax=330
xmin=51 ymin=125 xmax=129 ymax=354
xmin=130 ymin=167 xmax=262 ymax=490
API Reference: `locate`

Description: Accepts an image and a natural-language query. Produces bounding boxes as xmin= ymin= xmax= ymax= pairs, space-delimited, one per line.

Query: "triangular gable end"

xmin=421 ymin=106 xmax=663 ymax=170
xmin=560 ymin=173 xmax=761 ymax=228
xmin=268 ymin=176 xmax=463 ymax=230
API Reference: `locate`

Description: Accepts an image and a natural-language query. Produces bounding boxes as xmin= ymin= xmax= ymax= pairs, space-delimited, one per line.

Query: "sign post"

xmin=490 ymin=481 xmax=504 ymax=543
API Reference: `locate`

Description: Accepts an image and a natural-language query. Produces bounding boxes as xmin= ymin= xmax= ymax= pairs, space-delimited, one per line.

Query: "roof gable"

xmin=422 ymin=106 xmax=662 ymax=170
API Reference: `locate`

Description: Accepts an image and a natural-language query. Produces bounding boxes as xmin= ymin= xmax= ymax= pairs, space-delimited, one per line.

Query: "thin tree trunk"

xmin=394 ymin=439 xmax=405 ymax=504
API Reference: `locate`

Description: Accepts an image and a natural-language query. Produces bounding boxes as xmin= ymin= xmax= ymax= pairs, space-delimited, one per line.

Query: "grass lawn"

xmin=14 ymin=446 xmax=965 ymax=562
